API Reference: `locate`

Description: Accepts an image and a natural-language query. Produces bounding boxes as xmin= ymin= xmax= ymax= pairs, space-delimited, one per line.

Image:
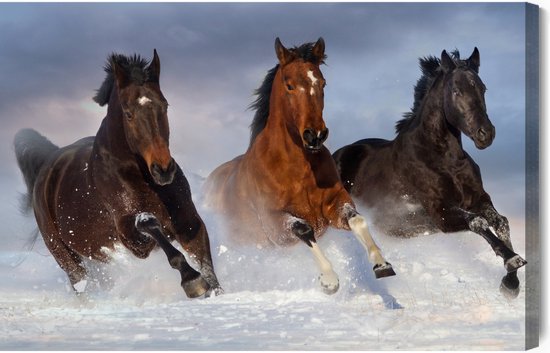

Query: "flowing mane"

xmin=395 ymin=50 xmax=464 ymax=134
xmin=93 ymin=53 xmax=153 ymax=106
xmin=248 ymin=42 xmax=327 ymax=146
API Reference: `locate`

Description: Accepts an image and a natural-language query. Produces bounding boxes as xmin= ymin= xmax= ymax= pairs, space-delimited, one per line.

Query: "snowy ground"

xmin=0 ymin=176 xmax=526 ymax=350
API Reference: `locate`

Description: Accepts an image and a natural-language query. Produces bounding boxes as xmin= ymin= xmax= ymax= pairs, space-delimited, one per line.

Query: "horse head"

xmin=112 ymin=50 xmax=176 ymax=185
xmin=440 ymin=48 xmax=495 ymax=149
xmin=274 ymin=37 xmax=329 ymax=152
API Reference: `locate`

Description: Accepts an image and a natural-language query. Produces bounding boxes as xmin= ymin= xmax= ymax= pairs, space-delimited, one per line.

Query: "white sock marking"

xmin=311 ymin=243 xmax=333 ymax=272
xmin=348 ymin=214 xmax=387 ymax=265
xmin=73 ymin=279 xmax=87 ymax=293
xmin=310 ymin=243 xmax=339 ymax=289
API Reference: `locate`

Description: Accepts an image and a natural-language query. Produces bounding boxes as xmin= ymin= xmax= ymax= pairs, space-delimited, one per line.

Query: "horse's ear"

xmin=467 ymin=47 xmax=480 ymax=73
xmin=440 ymin=50 xmax=456 ymax=72
xmin=148 ymin=49 xmax=161 ymax=83
xmin=112 ymin=59 xmax=130 ymax=90
xmin=312 ymin=37 xmax=325 ymax=63
xmin=275 ymin=37 xmax=293 ymax=65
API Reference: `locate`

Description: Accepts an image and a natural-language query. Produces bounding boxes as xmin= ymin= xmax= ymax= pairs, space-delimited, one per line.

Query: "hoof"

xmin=320 ymin=279 xmax=339 ymax=295
xmin=205 ymin=286 xmax=225 ymax=298
xmin=499 ymin=274 xmax=520 ymax=299
xmin=182 ymin=276 xmax=210 ymax=298
xmin=374 ymin=262 xmax=396 ymax=279
xmin=505 ymin=255 xmax=527 ymax=273
xmin=319 ymin=272 xmax=339 ymax=295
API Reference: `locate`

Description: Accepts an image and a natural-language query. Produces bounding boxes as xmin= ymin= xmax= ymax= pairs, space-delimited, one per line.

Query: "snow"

xmin=0 ymin=176 xmax=526 ymax=350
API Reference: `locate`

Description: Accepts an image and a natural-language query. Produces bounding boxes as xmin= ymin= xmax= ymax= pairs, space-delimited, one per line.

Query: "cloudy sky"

xmin=0 ymin=3 xmax=531 ymax=250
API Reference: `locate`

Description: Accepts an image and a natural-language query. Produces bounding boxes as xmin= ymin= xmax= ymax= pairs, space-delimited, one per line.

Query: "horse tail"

xmin=13 ymin=128 xmax=59 ymax=213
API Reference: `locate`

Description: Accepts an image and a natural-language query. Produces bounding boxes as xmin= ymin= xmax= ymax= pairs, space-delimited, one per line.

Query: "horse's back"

xmin=333 ymin=138 xmax=392 ymax=193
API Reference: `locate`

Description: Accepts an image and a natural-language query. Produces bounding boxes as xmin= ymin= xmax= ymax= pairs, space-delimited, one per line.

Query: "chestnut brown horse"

xmin=332 ymin=48 xmax=526 ymax=298
xmin=14 ymin=51 xmax=222 ymax=298
xmin=205 ymin=38 xmax=395 ymax=294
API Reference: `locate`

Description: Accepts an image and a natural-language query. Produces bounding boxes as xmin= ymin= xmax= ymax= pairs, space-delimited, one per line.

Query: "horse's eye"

xmin=124 ymin=111 xmax=133 ymax=121
xmin=286 ymin=84 xmax=295 ymax=91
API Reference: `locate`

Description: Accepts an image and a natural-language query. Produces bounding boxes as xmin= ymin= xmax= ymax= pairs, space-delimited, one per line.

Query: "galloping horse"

xmin=332 ymin=48 xmax=526 ymax=298
xmin=205 ymin=38 xmax=395 ymax=294
xmin=14 ymin=51 xmax=221 ymax=298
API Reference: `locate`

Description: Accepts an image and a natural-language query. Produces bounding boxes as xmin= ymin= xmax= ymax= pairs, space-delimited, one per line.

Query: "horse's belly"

xmin=369 ymin=197 xmax=438 ymax=238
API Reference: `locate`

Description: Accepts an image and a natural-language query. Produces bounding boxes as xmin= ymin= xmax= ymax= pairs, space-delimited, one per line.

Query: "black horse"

xmin=333 ymin=48 xmax=526 ymax=298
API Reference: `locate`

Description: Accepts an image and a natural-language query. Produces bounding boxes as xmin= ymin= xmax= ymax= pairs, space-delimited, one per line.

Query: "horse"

xmin=14 ymin=50 xmax=222 ymax=298
xmin=204 ymin=37 xmax=395 ymax=295
xmin=332 ymin=48 xmax=526 ymax=298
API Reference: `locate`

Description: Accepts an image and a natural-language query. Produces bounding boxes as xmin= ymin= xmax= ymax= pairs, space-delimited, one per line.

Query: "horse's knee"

xmin=290 ymin=220 xmax=315 ymax=247
xmin=468 ymin=216 xmax=490 ymax=233
xmin=135 ymin=212 xmax=161 ymax=232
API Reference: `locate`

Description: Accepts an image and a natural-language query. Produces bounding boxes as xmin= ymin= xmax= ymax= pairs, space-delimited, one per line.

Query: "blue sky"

xmin=0 ymin=3 xmax=530 ymax=249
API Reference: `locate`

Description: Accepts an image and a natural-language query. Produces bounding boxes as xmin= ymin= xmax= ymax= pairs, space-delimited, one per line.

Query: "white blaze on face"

xmin=138 ymin=96 xmax=152 ymax=106
xmin=307 ymin=70 xmax=318 ymax=96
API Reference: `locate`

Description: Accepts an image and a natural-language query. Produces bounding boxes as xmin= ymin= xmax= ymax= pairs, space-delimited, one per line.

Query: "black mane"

xmin=395 ymin=50 xmax=463 ymax=134
xmin=248 ymin=42 xmax=327 ymax=146
xmin=93 ymin=53 xmax=152 ymax=106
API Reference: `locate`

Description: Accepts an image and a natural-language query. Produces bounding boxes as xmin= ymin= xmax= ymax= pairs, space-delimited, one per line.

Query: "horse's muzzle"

xmin=473 ymin=124 xmax=495 ymax=149
xmin=150 ymin=158 xmax=177 ymax=185
xmin=303 ymin=128 xmax=329 ymax=152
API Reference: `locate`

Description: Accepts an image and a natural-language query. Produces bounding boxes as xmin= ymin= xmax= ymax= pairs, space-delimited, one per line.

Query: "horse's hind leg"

xmin=134 ymin=212 xmax=210 ymax=298
xmin=42 ymin=232 xmax=88 ymax=293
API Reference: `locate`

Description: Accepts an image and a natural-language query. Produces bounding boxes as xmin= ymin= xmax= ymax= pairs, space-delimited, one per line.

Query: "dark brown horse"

xmin=333 ymin=48 xmax=526 ymax=298
xmin=14 ymin=51 xmax=222 ymax=298
xmin=205 ymin=38 xmax=395 ymax=294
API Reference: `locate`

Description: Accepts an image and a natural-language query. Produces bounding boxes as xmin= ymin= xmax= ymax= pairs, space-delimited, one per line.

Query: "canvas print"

xmin=0 ymin=2 xmax=539 ymax=350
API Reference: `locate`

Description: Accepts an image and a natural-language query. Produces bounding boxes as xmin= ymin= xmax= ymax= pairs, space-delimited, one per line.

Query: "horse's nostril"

xmin=151 ymin=163 xmax=161 ymax=174
xmin=303 ymin=128 xmax=316 ymax=143
xmin=477 ymin=128 xmax=487 ymax=140
xmin=151 ymin=160 xmax=175 ymax=175
xmin=318 ymin=128 xmax=329 ymax=142
xmin=167 ymin=158 xmax=176 ymax=173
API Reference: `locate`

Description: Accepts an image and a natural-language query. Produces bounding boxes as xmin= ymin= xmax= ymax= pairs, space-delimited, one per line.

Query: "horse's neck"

xmin=262 ymin=89 xmax=303 ymax=155
xmin=93 ymin=95 xmax=134 ymax=163
xmin=410 ymin=80 xmax=464 ymax=156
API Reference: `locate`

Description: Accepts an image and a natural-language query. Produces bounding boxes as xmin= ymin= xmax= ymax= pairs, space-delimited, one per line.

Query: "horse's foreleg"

xmin=478 ymin=204 xmax=521 ymax=298
xmin=284 ymin=215 xmax=339 ymax=294
xmin=440 ymin=206 xmax=526 ymax=271
xmin=438 ymin=206 xmax=526 ymax=298
xmin=177 ymin=217 xmax=224 ymax=297
xmin=134 ymin=212 xmax=210 ymax=298
xmin=469 ymin=212 xmax=527 ymax=298
xmin=467 ymin=215 xmax=526 ymax=272
xmin=479 ymin=204 xmax=513 ymax=249
xmin=337 ymin=204 xmax=395 ymax=279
